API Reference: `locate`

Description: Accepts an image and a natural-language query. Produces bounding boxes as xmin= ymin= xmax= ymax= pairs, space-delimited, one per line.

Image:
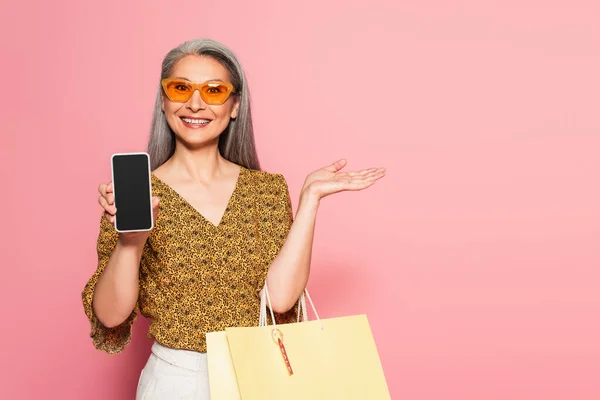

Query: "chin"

xmin=174 ymin=131 xmax=220 ymax=148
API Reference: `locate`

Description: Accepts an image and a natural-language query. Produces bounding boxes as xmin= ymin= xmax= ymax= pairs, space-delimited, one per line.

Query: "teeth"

xmin=182 ymin=118 xmax=210 ymax=125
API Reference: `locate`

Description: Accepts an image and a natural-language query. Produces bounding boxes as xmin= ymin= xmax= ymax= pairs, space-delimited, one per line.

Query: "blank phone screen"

xmin=111 ymin=153 xmax=153 ymax=232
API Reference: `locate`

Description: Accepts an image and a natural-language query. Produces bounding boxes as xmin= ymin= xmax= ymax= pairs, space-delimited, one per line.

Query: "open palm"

xmin=302 ymin=159 xmax=386 ymax=200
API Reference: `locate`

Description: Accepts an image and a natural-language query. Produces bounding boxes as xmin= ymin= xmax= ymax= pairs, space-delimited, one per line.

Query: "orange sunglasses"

xmin=161 ymin=78 xmax=236 ymax=105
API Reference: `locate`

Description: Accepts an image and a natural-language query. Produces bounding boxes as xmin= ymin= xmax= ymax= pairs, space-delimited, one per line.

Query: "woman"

xmin=82 ymin=38 xmax=385 ymax=399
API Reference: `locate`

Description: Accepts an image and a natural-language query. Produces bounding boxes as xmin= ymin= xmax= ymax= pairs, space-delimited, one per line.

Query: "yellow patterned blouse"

xmin=82 ymin=166 xmax=297 ymax=354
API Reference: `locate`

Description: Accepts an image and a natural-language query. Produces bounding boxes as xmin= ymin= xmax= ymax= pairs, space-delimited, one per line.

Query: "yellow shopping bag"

xmin=206 ymin=330 xmax=241 ymax=400
xmin=207 ymin=283 xmax=391 ymax=399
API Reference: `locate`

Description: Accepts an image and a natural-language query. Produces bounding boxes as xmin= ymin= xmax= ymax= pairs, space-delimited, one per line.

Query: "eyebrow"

xmin=173 ymin=77 xmax=225 ymax=82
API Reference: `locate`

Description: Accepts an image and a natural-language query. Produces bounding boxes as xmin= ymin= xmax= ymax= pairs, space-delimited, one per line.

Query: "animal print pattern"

xmin=82 ymin=167 xmax=297 ymax=354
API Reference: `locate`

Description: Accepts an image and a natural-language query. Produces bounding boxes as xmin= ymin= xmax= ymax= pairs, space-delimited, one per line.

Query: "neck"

xmin=167 ymin=139 xmax=231 ymax=182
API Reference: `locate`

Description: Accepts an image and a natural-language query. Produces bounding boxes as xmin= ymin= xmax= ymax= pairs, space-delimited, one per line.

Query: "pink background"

xmin=1 ymin=1 xmax=599 ymax=399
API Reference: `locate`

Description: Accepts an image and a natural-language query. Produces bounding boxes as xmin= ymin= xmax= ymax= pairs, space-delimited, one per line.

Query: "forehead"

xmin=169 ymin=55 xmax=230 ymax=82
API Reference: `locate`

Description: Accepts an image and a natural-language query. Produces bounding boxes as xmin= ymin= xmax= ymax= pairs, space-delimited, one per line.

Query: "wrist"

xmin=298 ymin=186 xmax=321 ymax=210
xmin=117 ymin=234 xmax=148 ymax=252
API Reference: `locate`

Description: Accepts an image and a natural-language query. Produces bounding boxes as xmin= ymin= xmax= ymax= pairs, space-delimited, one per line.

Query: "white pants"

xmin=136 ymin=341 xmax=210 ymax=400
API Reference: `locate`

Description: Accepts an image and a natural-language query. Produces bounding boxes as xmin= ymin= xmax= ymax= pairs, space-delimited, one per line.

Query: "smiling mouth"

xmin=180 ymin=117 xmax=211 ymax=126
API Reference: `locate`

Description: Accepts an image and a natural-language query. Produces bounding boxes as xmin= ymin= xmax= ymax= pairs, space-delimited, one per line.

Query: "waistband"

xmin=151 ymin=340 xmax=207 ymax=372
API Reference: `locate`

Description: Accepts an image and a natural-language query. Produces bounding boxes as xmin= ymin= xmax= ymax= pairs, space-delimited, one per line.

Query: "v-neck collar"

xmin=151 ymin=166 xmax=246 ymax=229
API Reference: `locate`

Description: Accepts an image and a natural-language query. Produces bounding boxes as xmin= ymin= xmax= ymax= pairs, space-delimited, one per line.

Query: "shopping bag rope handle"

xmin=260 ymin=282 xmax=324 ymax=331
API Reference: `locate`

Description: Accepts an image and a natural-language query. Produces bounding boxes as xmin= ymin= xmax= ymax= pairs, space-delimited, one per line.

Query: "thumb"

xmin=324 ymin=159 xmax=347 ymax=173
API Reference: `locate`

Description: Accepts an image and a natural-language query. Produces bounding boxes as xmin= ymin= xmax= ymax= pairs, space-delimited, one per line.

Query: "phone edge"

xmin=110 ymin=152 xmax=154 ymax=234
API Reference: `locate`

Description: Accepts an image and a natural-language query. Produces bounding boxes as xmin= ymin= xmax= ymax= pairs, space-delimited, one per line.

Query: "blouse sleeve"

xmin=81 ymin=213 xmax=138 ymax=354
xmin=255 ymin=173 xmax=299 ymax=324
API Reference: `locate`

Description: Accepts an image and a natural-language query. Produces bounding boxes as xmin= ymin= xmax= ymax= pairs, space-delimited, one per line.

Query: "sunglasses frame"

xmin=161 ymin=78 xmax=236 ymax=105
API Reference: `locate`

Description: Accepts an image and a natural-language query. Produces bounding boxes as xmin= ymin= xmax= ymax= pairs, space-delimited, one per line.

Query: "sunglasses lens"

xmin=200 ymin=83 xmax=232 ymax=105
xmin=164 ymin=80 xmax=193 ymax=102
xmin=163 ymin=80 xmax=233 ymax=104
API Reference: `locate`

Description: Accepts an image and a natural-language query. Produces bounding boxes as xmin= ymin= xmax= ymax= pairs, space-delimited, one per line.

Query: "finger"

xmin=152 ymin=197 xmax=160 ymax=221
xmin=98 ymin=183 xmax=107 ymax=196
xmin=361 ymin=168 xmax=385 ymax=175
xmin=334 ymin=171 xmax=370 ymax=180
xmin=345 ymin=167 xmax=383 ymax=177
xmin=345 ymin=170 xmax=368 ymax=177
xmin=356 ymin=168 xmax=385 ymax=180
xmin=324 ymin=159 xmax=347 ymax=173
xmin=342 ymin=180 xmax=378 ymax=191
xmin=106 ymin=182 xmax=113 ymax=193
xmin=362 ymin=169 xmax=386 ymax=180
xmin=351 ymin=168 xmax=377 ymax=177
xmin=105 ymin=213 xmax=115 ymax=224
xmin=98 ymin=195 xmax=117 ymax=215
xmin=340 ymin=170 xmax=382 ymax=183
xmin=344 ymin=172 xmax=384 ymax=187
xmin=342 ymin=178 xmax=374 ymax=188
xmin=322 ymin=180 xmax=372 ymax=194
xmin=106 ymin=192 xmax=115 ymax=206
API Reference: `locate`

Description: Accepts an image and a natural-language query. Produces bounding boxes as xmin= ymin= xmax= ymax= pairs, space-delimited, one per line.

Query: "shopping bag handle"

xmin=259 ymin=283 xmax=324 ymax=330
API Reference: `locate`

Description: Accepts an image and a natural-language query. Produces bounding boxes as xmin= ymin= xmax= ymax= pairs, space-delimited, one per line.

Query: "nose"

xmin=186 ymin=90 xmax=206 ymax=112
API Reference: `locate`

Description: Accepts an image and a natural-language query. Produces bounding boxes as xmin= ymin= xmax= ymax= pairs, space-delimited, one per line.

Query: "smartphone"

xmin=110 ymin=152 xmax=154 ymax=233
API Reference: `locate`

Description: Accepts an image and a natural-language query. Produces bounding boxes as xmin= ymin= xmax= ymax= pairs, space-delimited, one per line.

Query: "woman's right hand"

xmin=98 ymin=181 xmax=160 ymax=245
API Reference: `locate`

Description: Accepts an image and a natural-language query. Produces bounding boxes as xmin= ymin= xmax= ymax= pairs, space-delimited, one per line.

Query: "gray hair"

xmin=147 ymin=38 xmax=261 ymax=171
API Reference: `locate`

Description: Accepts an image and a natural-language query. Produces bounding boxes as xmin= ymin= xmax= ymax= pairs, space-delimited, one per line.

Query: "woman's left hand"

xmin=301 ymin=159 xmax=386 ymax=201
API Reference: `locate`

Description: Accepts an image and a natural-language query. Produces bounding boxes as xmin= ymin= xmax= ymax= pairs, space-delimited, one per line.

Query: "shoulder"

xmin=244 ymin=168 xmax=289 ymax=190
xmin=244 ymin=169 xmax=293 ymax=222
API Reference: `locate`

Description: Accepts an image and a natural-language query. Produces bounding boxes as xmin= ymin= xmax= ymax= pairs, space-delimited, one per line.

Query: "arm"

xmin=264 ymin=188 xmax=320 ymax=313
xmin=265 ymin=159 xmax=386 ymax=313
xmin=92 ymin=236 xmax=145 ymax=328
xmin=81 ymin=214 xmax=143 ymax=354
xmin=85 ymin=182 xmax=160 ymax=329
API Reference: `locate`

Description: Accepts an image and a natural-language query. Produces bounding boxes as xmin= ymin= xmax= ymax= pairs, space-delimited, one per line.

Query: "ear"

xmin=230 ymin=98 xmax=240 ymax=119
